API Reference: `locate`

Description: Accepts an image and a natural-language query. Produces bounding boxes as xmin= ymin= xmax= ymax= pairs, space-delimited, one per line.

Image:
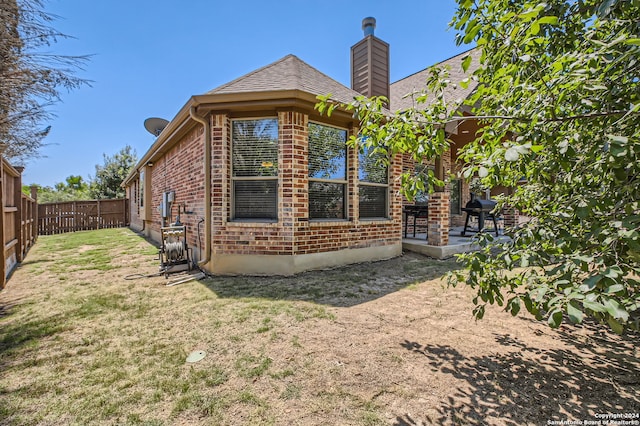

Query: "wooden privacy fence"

xmin=38 ymin=199 xmax=129 ymax=235
xmin=0 ymin=156 xmax=37 ymax=288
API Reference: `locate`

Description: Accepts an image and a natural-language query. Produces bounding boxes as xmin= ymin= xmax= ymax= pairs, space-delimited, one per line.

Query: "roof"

xmin=123 ymin=55 xmax=363 ymax=187
xmin=207 ymin=54 xmax=363 ymax=105
xmin=124 ymin=49 xmax=482 ymax=187
xmin=389 ymin=47 xmax=481 ymax=113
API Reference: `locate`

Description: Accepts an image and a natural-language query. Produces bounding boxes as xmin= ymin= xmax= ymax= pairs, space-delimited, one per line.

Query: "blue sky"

xmin=24 ymin=0 xmax=469 ymax=187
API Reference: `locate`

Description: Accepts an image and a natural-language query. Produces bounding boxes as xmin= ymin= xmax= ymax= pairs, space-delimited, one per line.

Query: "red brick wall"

xmin=210 ymin=110 xmax=402 ymax=258
xmin=400 ymin=150 xmax=457 ymax=231
xmin=127 ymin=172 xmax=144 ymax=231
xmin=116 ymin=109 xmax=397 ymax=266
xmin=127 ymin=125 xmax=206 ymax=252
xmin=427 ymin=192 xmax=450 ymax=246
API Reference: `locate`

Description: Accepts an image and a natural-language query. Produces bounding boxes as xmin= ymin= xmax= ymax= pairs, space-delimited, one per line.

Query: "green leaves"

xmin=461 ymin=54 xmax=472 ymax=72
xmin=536 ymin=16 xmax=559 ymax=26
xmin=567 ymin=301 xmax=584 ymax=323
xmin=448 ymin=0 xmax=640 ymax=334
xmin=315 ymin=66 xmax=456 ymax=202
xmin=463 ymin=21 xmax=482 ymax=44
xmin=90 ymin=145 xmax=138 ymax=199
xmin=320 ymin=0 xmax=640 ymax=335
xmin=548 ymin=309 xmax=563 ymax=328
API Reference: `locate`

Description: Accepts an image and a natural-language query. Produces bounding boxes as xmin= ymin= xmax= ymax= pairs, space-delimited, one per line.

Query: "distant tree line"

xmin=26 ymin=145 xmax=137 ymax=203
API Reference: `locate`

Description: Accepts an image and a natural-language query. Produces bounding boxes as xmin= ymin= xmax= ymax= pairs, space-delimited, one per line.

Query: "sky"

xmin=23 ymin=0 xmax=470 ymax=187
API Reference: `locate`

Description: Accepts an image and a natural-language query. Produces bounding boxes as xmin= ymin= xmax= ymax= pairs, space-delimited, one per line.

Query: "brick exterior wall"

xmin=127 ymin=125 xmax=205 ymax=253
xmin=427 ymin=192 xmax=450 ymax=246
xmin=126 ymin=109 xmax=509 ymax=263
xmin=400 ymin=150 xmax=459 ymax=235
xmin=502 ymin=205 xmax=519 ymax=230
xmin=128 ymin=108 xmax=403 ymax=272
xmin=213 ymin=110 xmax=402 ymax=257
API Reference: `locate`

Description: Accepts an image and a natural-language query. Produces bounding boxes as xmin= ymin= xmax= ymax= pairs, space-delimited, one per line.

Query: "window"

xmin=358 ymin=147 xmax=388 ymax=218
xmin=139 ymin=170 xmax=144 ymax=208
xmin=232 ymin=119 xmax=278 ymax=220
xmin=133 ymin=179 xmax=139 ymax=213
xmin=308 ymin=123 xmax=347 ymax=219
xmin=450 ymin=178 xmax=462 ymax=215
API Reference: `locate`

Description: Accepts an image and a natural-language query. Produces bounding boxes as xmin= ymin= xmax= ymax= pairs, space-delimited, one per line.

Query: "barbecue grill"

xmin=461 ymin=198 xmax=499 ymax=236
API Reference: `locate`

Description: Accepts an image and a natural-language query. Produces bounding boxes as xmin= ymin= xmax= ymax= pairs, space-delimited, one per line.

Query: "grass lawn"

xmin=0 ymin=228 xmax=638 ymax=425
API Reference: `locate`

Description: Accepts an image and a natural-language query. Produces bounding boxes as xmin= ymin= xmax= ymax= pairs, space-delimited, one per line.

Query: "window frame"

xmin=358 ymin=146 xmax=389 ymax=219
xmin=231 ymin=117 xmax=279 ymax=221
xmin=450 ymin=178 xmax=462 ymax=215
xmin=139 ymin=170 xmax=144 ymax=209
xmin=308 ymin=121 xmax=349 ymax=221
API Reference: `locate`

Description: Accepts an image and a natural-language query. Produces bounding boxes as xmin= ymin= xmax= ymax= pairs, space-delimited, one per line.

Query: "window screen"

xmin=358 ymin=146 xmax=388 ymax=218
xmin=308 ymin=123 xmax=347 ymax=219
xmin=232 ymin=119 xmax=278 ymax=220
xmin=233 ymin=181 xmax=277 ymax=219
xmin=309 ymin=182 xmax=345 ymax=219
xmin=358 ymin=147 xmax=388 ymax=184
xmin=359 ymin=185 xmax=387 ymax=218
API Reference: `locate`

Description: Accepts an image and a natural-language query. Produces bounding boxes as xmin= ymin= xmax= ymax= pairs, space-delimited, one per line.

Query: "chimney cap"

xmin=362 ymin=17 xmax=376 ymax=36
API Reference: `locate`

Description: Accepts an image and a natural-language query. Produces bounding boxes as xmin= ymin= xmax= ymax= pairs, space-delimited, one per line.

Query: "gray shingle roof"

xmin=206 ymin=54 xmax=363 ymax=105
xmin=389 ymin=48 xmax=481 ymax=113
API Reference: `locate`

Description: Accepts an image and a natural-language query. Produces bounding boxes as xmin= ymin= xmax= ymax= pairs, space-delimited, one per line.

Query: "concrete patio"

xmin=402 ymin=226 xmax=510 ymax=259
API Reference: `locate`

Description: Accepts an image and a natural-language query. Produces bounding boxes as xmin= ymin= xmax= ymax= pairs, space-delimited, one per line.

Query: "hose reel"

xmin=164 ymin=240 xmax=185 ymax=261
xmin=159 ymin=225 xmax=192 ymax=277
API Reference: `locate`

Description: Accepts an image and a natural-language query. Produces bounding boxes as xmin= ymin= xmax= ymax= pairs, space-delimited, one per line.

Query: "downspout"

xmin=189 ymin=106 xmax=211 ymax=267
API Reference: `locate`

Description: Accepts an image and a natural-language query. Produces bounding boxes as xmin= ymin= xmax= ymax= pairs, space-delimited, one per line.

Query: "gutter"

xmin=189 ymin=106 xmax=211 ymax=267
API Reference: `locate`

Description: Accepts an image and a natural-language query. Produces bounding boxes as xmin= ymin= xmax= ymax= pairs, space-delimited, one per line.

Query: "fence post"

xmin=13 ymin=166 xmax=24 ymax=262
xmin=72 ymin=200 xmax=77 ymax=233
xmin=97 ymin=199 xmax=101 ymax=230
xmin=0 ymin=148 xmax=6 ymax=288
xmin=31 ymin=185 xmax=38 ymax=242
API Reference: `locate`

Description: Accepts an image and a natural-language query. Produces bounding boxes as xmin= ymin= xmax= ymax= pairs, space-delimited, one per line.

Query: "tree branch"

xmin=441 ymin=109 xmax=638 ymax=125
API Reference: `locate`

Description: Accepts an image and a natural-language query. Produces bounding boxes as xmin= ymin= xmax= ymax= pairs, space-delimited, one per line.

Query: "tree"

xmin=318 ymin=0 xmax=639 ymax=333
xmin=26 ymin=175 xmax=90 ymax=203
xmin=90 ymin=146 xmax=137 ymax=199
xmin=0 ymin=0 xmax=89 ymax=163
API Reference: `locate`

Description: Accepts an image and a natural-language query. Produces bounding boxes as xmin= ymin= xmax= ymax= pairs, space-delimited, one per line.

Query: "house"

xmin=123 ymin=18 xmax=494 ymax=275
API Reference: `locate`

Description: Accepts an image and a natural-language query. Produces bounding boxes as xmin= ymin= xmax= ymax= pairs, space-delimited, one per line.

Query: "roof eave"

xmin=122 ymin=97 xmax=198 ymax=187
xmin=122 ymin=90 xmax=357 ymax=187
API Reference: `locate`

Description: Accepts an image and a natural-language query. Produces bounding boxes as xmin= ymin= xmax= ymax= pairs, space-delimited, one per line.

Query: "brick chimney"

xmin=350 ymin=17 xmax=390 ymax=103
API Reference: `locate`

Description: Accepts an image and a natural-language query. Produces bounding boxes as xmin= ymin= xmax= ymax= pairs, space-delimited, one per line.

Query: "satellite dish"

xmin=144 ymin=117 xmax=169 ymax=136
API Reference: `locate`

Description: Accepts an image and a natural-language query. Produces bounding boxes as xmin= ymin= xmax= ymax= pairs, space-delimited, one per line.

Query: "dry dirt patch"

xmin=0 ymin=228 xmax=638 ymax=425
